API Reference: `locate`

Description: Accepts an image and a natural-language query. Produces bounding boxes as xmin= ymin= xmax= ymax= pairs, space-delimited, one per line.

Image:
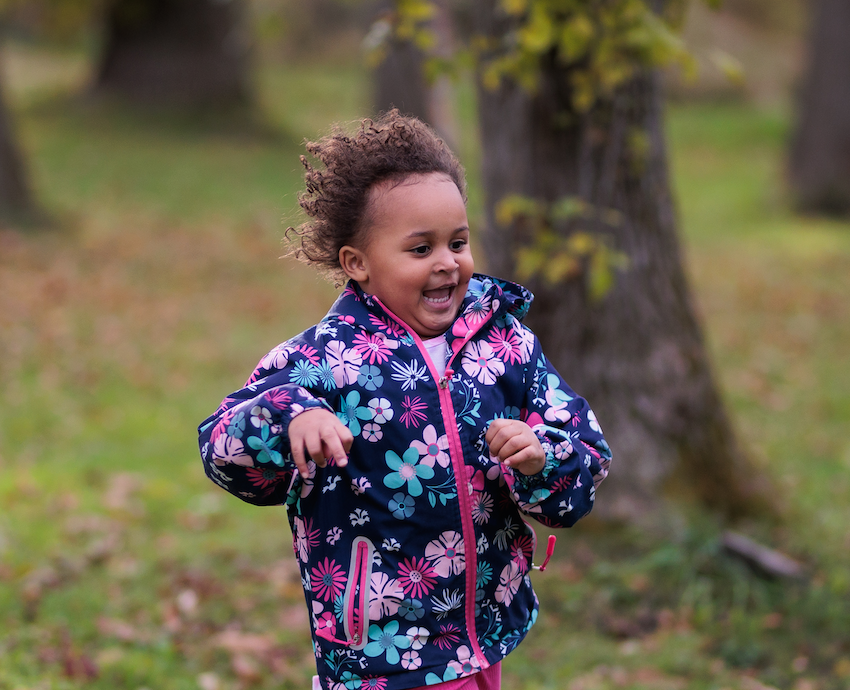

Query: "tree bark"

xmin=789 ymin=0 xmax=850 ymax=215
xmin=94 ymin=0 xmax=250 ymax=107
xmin=0 ymin=65 xmax=36 ymax=226
xmin=371 ymin=0 xmax=458 ymax=146
xmin=472 ymin=2 xmax=770 ymax=522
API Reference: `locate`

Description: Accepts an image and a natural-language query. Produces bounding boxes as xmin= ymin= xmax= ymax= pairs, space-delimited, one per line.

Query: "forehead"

xmin=364 ymin=172 xmax=466 ymax=232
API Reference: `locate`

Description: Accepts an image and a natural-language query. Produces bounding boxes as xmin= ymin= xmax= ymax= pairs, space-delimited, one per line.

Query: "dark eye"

xmin=411 ymin=245 xmax=430 ymax=255
xmin=450 ymin=239 xmax=467 ymax=251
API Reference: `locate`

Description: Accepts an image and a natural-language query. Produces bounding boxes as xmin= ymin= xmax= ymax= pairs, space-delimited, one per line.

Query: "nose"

xmin=433 ymin=245 xmax=459 ymax=273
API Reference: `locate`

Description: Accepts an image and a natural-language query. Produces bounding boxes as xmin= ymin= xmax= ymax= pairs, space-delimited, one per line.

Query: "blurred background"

xmin=0 ymin=1 xmax=848 ymax=689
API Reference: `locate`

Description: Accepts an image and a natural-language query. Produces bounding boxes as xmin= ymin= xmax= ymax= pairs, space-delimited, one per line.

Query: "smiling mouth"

xmin=422 ymin=285 xmax=455 ymax=307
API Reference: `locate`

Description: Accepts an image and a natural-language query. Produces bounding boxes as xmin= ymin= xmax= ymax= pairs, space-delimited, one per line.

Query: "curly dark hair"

xmin=288 ymin=110 xmax=467 ymax=284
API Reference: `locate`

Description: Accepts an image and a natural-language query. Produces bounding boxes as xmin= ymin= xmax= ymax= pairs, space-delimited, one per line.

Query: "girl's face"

xmin=340 ymin=172 xmax=474 ymax=339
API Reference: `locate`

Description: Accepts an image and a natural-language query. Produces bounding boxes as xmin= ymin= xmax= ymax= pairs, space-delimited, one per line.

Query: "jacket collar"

xmin=322 ymin=273 xmax=534 ymax=346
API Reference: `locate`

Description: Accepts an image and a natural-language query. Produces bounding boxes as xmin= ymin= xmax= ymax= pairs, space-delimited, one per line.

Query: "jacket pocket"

xmin=343 ymin=536 xmax=374 ymax=650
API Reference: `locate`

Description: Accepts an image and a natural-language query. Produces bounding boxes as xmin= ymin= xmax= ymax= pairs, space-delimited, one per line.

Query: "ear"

xmin=339 ymin=245 xmax=369 ymax=285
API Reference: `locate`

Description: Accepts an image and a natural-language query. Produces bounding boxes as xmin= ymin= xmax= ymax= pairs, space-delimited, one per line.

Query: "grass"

xmin=1 ymin=43 xmax=849 ymax=690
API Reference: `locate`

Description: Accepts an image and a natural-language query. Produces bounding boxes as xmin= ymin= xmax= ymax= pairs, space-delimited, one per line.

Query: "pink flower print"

xmin=296 ymin=344 xmax=320 ymax=365
xmin=245 ymin=466 xmax=291 ymax=495
xmin=294 ymin=516 xmax=320 ymax=563
xmin=401 ymin=650 xmax=421 ymax=670
xmin=325 ymin=340 xmax=363 ymax=388
xmin=362 ymin=423 xmax=383 ymax=442
xmin=510 ymin=535 xmax=534 ymax=573
xmin=327 ymin=526 xmax=342 ymax=545
xmin=316 ymin=611 xmax=337 ymax=638
xmin=424 ymin=531 xmax=465 ymax=578
xmin=433 ymin=624 xmax=461 ymax=651
xmin=464 ymin=294 xmax=492 ymax=325
xmin=494 ymin=561 xmax=523 ymax=606
xmin=487 ymin=327 xmax=523 ymax=365
xmin=409 ymin=424 xmax=450 ymax=468
xmin=461 ymin=341 xmax=505 ymax=385
xmin=311 ymin=558 xmax=346 ymax=602
xmin=263 ymin=388 xmax=291 ymax=410
xmin=361 ymin=676 xmax=388 ymax=690
xmin=397 ymin=557 xmax=438 ymax=599
xmin=399 ymin=396 xmax=428 ymax=429
xmin=260 ymin=344 xmax=292 ymax=371
xmin=369 ymin=572 xmax=404 ymax=619
xmin=447 ymin=645 xmax=481 ymax=677
xmin=369 ymin=314 xmax=406 ymax=338
xmin=353 ymin=332 xmax=392 ymax=365
xmin=211 ymin=434 xmax=252 ymax=467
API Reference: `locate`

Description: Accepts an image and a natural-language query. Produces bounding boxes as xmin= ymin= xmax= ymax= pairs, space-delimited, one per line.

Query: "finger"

xmin=485 ymin=419 xmax=510 ymax=444
xmin=304 ymin=432 xmax=328 ymax=468
xmin=321 ymin=430 xmax=349 ymax=468
xmin=290 ymin=435 xmax=311 ymax=479
xmin=339 ymin=425 xmax=354 ymax=453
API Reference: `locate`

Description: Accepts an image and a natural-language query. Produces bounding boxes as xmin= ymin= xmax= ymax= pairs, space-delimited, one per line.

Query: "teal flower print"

xmin=388 ymin=492 xmax=415 ymax=520
xmin=383 ymin=447 xmax=434 ymax=497
xmin=316 ymin=360 xmax=336 ymax=391
xmin=336 ymin=390 xmax=373 ymax=436
xmin=290 ymin=359 xmax=319 ymax=387
xmin=246 ymin=424 xmax=283 ymax=466
xmin=363 ymin=620 xmax=411 ymax=665
xmin=357 ymin=364 xmax=384 ymax=391
xmin=227 ymin=411 xmax=246 ymax=439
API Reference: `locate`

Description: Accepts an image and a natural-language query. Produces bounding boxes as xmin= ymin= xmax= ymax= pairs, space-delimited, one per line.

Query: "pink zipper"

xmin=375 ymin=298 xmax=490 ymax=670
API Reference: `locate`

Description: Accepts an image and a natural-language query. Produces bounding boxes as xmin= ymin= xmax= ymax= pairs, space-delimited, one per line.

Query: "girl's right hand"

xmin=288 ymin=409 xmax=353 ymax=479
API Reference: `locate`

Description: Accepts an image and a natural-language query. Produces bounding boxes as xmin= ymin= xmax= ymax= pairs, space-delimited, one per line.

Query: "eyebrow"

xmin=403 ymin=226 xmax=469 ymax=241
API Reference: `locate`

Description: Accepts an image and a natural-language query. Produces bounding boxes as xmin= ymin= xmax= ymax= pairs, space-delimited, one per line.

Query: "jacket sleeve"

xmin=197 ymin=341 xmax=334 ymax=506
xmin=502 ymin=330 xmax=612 ymax=527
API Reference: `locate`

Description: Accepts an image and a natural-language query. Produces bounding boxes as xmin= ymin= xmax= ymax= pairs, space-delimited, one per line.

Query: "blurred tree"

xmin=368 ymin=0 xmax=459 ymax=145
xmin=0 ymin=65 xmax=37 ymax=226
xmin=789 ymin=0 xmax=850 ymax=215
xmin=467 ymin=1 xmax=770 ymax=521
xmin=94 ymin=0 xmax=251 ymax=106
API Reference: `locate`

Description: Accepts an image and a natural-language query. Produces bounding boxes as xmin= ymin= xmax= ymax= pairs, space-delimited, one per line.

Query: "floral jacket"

xmin=198 ymin=274 xmax=611 ymax=690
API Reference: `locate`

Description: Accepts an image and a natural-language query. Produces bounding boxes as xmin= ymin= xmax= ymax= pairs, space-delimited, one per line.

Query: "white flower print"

xmin=211 ymin=434 xmax=252 ymax=467
xmin=406 ymin=626 xmax=429 ymax=650
xmin=390 ymin=359 xmax=429 ymax=391
xmin=409 ymin=424 xmax=450 ymax=468
xmin=382 ymin=538 xmax=401 ymax=552
xmin=250 ymin=405 xmax=272 ymax=428
xmin=349 ymin=508 xmax=370 ymax=526
xmin=476 ymin=533 xmax=489 ymax=555
xmin=515 ymin=326 xmax=535 ymax=364
xmin=325 ymin=340 xmax=363 ymax=388
xmin=461 ymin=341 xmax=505 ymax=385
xmin=588 ymin=409 xmax=602 ymax=433
xmin=327 ymin=527 xmax=342 ymax=545
xmin=259 ymin=344 xmax=292 ymax=370
xmin=367 ymin=398 xmax=394 ymax=424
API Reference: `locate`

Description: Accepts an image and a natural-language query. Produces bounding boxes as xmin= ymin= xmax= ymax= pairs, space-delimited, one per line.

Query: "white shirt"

xmin=421 ymin=334 xmax=449 ymax=376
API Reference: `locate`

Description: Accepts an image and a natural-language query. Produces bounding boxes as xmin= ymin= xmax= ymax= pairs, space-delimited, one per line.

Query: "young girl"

xmin=198 ymin=111 xmax=611 ymax=690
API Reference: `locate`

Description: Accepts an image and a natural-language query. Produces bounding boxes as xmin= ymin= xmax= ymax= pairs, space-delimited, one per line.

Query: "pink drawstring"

xmin=315 ymin=626 xmax=352 ymax=646
xmin=534 ymin=535 xmax=557 ymax=572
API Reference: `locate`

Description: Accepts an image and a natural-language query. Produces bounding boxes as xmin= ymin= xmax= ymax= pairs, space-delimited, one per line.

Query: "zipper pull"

xmin=533 ymin=534 xmax=557 ymax=572
xmin=315 ymin=625 xmax=354 ymax=647
xmin=439 ymin=368 xmax=455 ymax=389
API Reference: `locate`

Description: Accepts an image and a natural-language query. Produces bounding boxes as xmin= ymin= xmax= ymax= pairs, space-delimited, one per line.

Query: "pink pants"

xmin=312 ymin=662 xmax=501 ymax=690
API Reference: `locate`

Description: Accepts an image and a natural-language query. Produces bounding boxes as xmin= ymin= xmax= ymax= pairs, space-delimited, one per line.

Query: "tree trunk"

xmin=0 ymin=65 xmax=37 ymax=226
xmin=789 ymin=0 xmax=850 ymax=215
xmin=371 ymin=0 xmax=458 ymax=147
xmin=472 ymin=3 xmax=770 ymax=522
xmin=94 ymin=0 xmax=250 ymax=107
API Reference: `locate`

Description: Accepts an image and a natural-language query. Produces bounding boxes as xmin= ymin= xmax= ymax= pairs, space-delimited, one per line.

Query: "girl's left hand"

xmin=485 ymin=419 xmax=545 ymax=476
